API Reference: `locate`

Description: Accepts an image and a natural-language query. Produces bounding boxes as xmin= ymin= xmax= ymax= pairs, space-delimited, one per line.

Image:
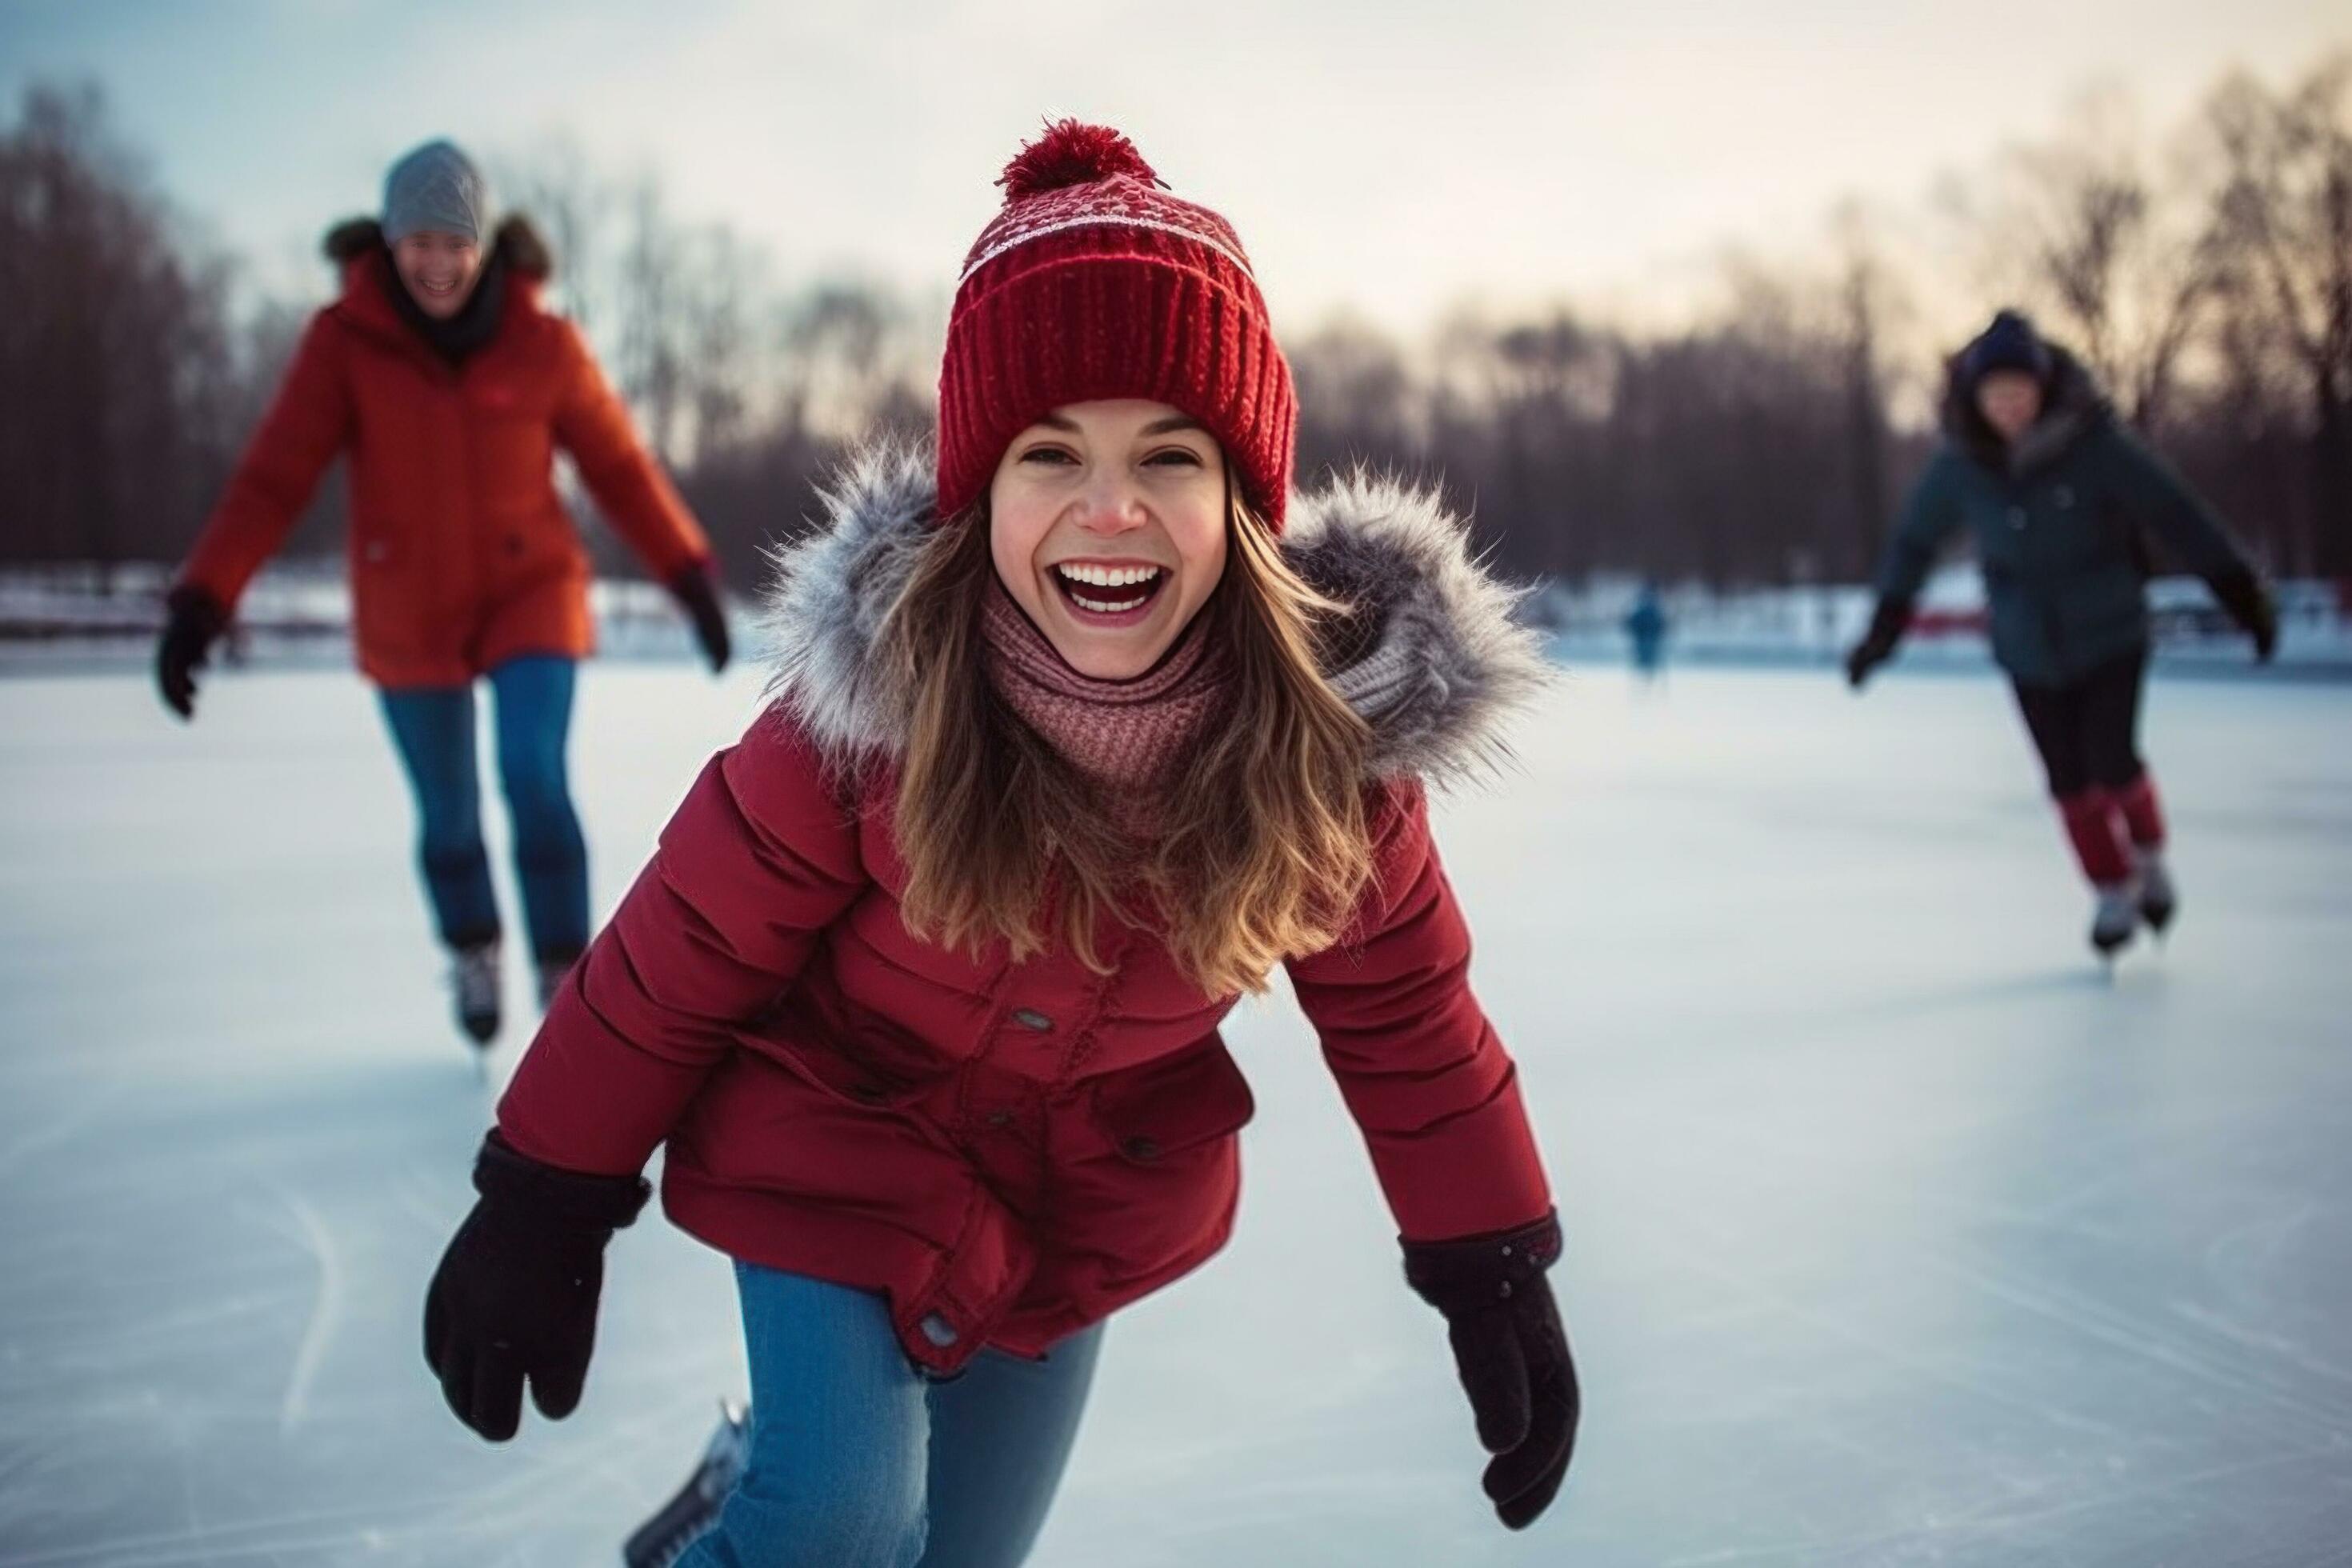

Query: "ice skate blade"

xmin=620 ymin=1402 xmax=752 ymax=1568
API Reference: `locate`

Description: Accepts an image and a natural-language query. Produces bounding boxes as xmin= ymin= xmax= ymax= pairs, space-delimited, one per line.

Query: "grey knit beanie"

xmin=382 ymin=140 xmax=491 ymax=246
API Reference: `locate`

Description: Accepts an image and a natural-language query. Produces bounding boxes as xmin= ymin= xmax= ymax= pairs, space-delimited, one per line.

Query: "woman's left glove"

xmin=423 ymin=1130 xmax=650 ymax=1442
xmin=667 ymin=562 xmax=731 ymax=674
xmin=1403 ymin=1210 xmax=1579 ymax=1530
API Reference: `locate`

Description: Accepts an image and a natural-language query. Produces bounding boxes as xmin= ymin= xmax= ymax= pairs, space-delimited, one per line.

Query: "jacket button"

xmin=919 ymin=1314 xmax=959 ymax=1348
xmin=985 ymin=1110 xmax=1014 ymax=1129
xmin=506 ymin=534 xmax=524 ymax=556
xmin=2007 ymin=506 xmax=2028 ymax=530
xmin=1011 ymin=1008 xmax=1052 ymax=1031
xmin=1122 ymin=1136 xmax=1162 ymax=1162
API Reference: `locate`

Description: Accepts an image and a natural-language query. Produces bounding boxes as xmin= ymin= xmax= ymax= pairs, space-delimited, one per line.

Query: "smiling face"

xmin=1974 ymin=370 xmax=2044 ymax=444
xmin=390 ymin=230 xmax=485 ymax=319
xmin=987 ymin=399 xmax=1230 ymax=680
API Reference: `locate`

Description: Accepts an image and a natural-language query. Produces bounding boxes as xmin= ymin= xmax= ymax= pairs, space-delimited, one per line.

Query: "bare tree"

xmin=497 ymin=135 xmax=615 ymax=333
xmin=617 ymin=177 xmax=687 ymax=464
xmin=1956 ymin=86 xmax=2221 ymax=431
xmin=2205 ymin=54 xmax=2352 ymax=577
xmin=0 ymin=82 xmax=235 ymax=584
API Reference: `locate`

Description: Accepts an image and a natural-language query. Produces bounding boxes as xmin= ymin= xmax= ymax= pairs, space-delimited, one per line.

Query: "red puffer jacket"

xmin=497 ymin=446 xmax=1557 ymax=1374
xmin=176 ymin=217 xmax=709 ymax=689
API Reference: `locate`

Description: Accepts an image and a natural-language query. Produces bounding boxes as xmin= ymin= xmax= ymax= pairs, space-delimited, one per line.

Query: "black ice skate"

xmin=622 ymin=1401 xmax=750 ymax=1568
xmin=450 ymin=938 xmax=501 ymax=1047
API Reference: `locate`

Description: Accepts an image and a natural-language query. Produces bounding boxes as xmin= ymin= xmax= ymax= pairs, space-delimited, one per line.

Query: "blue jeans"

xmin=376 ymin=655 xmax=588 ymax=958
xmin=677 ymin=1264 xmax=1103 ymax=1568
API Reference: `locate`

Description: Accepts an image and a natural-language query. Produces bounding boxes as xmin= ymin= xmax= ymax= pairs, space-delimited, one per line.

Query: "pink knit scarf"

xmin=979 ymin=582 xmax=1230 ymax=813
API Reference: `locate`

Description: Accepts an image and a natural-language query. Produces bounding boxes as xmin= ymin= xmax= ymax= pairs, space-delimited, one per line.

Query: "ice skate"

xmin=2135 ymin=847 xmax=2176 ymax=936
xmin=2090 ymin=882 xmax=2138 ymax=961
xmin=536 ymin=946 xmax=582 ymax=1010
xmin=450 ymin=938 xmax=501 ymax=1048
xmin=622 ymin=1401 xmax=750 ymax=1568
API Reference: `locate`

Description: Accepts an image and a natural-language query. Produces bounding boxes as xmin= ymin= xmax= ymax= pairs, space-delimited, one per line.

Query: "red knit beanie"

xmin=937 ymin=121 xmax=1297 ymax=529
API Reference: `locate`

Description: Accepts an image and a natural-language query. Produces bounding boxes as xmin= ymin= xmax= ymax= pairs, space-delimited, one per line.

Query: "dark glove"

xmin=667 ymin=562 xmax=730 ymax=674
xmin=2210 ymin=567 xmax=2278 ymax=664
xmin=1404 ymin=1210 xmax=1578 ymax=1530
xmin=1844 ymin=597 xmax=1910 ymax=689
xmin=155 ymin=586 xmax=229 ymax=719
xmin=422 ymin=1130 xmax=650 ymax=1442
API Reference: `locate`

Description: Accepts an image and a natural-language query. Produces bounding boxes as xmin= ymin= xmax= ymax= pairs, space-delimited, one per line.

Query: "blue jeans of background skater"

xmin=376 ymin=654 xmax=588 ymax=959
xmin=676 ymin=1262 xmax=1104 ymax=1568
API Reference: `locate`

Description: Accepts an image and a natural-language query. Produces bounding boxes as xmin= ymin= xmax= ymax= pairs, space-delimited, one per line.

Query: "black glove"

xmin=668 ymin=562 xmax=730 ymax=674
xmin=155 ymin=586 xmax=229 ymax=720
xmin=423 ymin=1130 xmax=650 ymax=1442
xmin=1403 ymin=1211 xmax=1578 ymax=1530
xmin=1844 ymin=597 xmax=1910 ymax=689
xmin=2210 ymin=567 xmax=2278 ymax=664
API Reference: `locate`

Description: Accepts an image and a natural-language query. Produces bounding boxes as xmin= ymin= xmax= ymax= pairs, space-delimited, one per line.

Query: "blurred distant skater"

xmin=1846 ymin=310 xmax=2276 ymax=961
xmin=1623 ymin=581 xmax=1669 ymax=682
xmin=154 ymin=141 xmax=730 ymax=1050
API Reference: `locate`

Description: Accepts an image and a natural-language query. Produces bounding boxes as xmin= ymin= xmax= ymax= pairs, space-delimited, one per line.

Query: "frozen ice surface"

xmin=2 ymin=662 xmax=2347 ymax=1566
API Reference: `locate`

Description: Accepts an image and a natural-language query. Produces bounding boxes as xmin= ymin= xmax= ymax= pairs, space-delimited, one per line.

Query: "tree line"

xmin=2 ymin=53 xmax=2345 ymax=598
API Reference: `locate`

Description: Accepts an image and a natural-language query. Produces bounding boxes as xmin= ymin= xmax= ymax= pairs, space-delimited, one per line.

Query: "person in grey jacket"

xmin=1846 ymin=310 xmax=2277 ymax=958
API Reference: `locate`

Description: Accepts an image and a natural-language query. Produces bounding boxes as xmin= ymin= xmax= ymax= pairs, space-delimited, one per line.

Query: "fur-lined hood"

xmin=321 ymin=214 xmax=553 ymax=281
xmin=1940 ymin=341 xmax=2112 ymax=479
xmin=760 ymin=443 xmax=1551 ymax=786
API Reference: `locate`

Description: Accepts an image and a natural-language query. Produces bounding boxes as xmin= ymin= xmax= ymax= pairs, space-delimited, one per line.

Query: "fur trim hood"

xmin=321 ymin=214 xmax=553 ymax=280
xmin=759 ymin=442 xmax=1551 ymax=786
xmin=1941 ymin=341 xmax=2111 ymax=478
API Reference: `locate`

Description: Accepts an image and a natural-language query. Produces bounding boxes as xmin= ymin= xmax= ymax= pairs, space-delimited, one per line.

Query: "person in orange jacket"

xmin=156 ymin=140 xmax=730 ymax=1047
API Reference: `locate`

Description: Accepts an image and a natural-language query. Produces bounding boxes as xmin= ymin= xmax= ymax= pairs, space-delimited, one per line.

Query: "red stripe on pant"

xmin=2114 ymin=771 xmax=2165 ymax=850
xmin=2058 ymin=790 xmax=2133 ymax=886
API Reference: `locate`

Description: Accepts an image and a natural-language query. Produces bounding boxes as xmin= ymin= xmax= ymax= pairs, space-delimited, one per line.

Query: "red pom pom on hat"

xmin=997 ymin=119 xmax=1163 ymax=198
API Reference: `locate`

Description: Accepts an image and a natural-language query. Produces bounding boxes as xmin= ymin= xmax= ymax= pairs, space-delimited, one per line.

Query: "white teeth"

xmin=1056 ymin=563 xmax=1162 ymax=589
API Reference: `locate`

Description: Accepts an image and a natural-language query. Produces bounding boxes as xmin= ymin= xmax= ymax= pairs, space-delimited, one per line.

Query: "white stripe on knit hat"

xmin=957 ymin=212 xmax=1256 ymax=290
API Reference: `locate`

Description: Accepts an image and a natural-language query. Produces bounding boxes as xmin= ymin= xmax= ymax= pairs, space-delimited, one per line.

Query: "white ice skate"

xmin=2090 ymin=882 xmax=2139 ymax=962
xmin=2135 ymin=848 xmax=2177 ymax=937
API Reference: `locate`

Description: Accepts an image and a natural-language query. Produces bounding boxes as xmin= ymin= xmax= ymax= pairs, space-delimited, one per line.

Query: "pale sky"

xmin=4 ymin=0 xmax=2344 ymax=331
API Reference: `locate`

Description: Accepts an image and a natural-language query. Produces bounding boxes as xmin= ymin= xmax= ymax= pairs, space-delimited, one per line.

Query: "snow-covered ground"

xmin=2 ymin=660 xmax=2348 ymax=1566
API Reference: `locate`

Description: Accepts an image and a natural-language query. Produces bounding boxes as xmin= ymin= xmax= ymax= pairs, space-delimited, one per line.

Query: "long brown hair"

xmin=880 ymin=495 xmax=1376 ymax=998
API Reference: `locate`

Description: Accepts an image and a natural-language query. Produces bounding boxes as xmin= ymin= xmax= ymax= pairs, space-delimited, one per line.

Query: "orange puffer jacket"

xmin=177 ymin=216 xmax=709 ymax=688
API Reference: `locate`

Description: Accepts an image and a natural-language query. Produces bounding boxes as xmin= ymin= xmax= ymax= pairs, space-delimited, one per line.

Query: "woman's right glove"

xmin=155 ymin=586 xmax=229 ymax=719
xmin=423 ymin=1130 xmax=650 ymax=1442
xmin=2210 ymin=567 xmax=2278 ymax=664
xmin=1404 ymin=1210 xmax=1579 ymax=1530
xmin=1843 ymin=597 xmax=1910 ymax=690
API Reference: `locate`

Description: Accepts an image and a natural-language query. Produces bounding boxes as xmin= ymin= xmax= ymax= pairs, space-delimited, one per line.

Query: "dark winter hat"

xmin=936 ymin=121 xmax=1297 ymax=529
xmin=1960 ymin=309 xmax=2052 ymax=385
xmin=382 ymin=139 xmax=491 ymax=246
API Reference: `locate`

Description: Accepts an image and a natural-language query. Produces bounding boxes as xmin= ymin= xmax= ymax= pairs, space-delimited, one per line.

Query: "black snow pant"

xmin=2010 ymin=646 xmax=2149 ymax=799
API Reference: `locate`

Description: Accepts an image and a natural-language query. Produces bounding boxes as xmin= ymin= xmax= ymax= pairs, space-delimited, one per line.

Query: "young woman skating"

xmin=424 ymin=122 xmax=1577 ymax=1566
